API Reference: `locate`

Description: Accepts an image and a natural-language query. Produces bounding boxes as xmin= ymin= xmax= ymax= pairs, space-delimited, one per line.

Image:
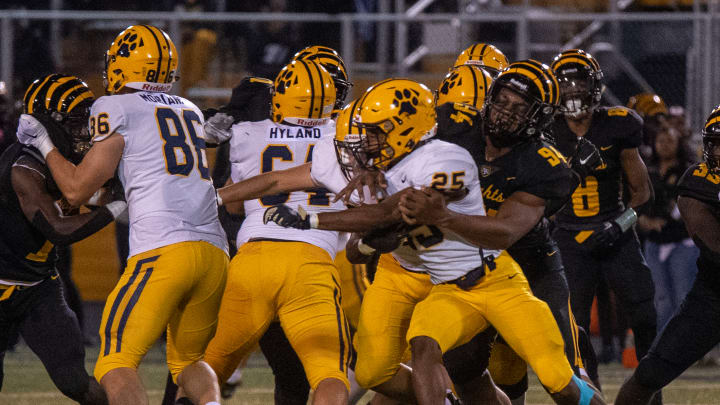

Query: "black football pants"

xmin=0 ymin=275 xmax=95 ymax=402
xmin=634 ymin=258 xmax=720 ymax=391
xmin=554 ymin=228 xmax=657 ymax=376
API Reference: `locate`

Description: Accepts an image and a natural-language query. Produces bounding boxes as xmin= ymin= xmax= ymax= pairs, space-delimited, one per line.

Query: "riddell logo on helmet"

xmin=509 ymin=79 xmax=528 ymax=91
xmin=141 ymin=83 xmax=170 ymax=92
xmin=296 ymin=118 xmax=326 ymax=126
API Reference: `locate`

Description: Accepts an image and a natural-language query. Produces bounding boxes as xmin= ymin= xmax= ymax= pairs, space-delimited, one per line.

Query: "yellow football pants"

xmin=95 ymin=241 xmax=228 ymax=382
xmin=407 ymin=252 xmax=574 ymax=393
xmin=354 ymin=254 xmax=433 ymax=389
xmin=203 ymin=241 xmax=351 ymax=390
xmin=335 ymin=249 xmax=369 ymax=330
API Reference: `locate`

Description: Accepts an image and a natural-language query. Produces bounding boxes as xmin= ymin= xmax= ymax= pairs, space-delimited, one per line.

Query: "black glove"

xmin=586 ymin=221 xmax=622 ymax=252
xmin=220 ymin=76 xmax=273 ymax=123
xmin=362 ymin=223 xmax=404 ymax=254
xmin=263 ymin=204 xmax=312 ymax=229
xmin=570 ymin=137 xmax=604 ymax=179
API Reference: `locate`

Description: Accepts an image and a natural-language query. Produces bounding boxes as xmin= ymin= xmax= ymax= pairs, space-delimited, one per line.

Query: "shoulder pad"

xmin=677 ymin=163 xmax=720 ymax=206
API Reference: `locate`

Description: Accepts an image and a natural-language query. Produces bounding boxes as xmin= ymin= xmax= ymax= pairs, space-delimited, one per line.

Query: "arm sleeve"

xmin=310 ymin=135 xmax=348 ymax=195
xmin=90 ymin=96 xmax=127 ymax=144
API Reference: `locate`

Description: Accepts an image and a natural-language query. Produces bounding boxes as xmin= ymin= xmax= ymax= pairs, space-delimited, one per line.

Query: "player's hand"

xmin=264 ymin=204 xmax=314 ymax=229
xmin=334 ymin=169 xmax=388 ymax=204
xmin=570 ymin=137 xmax=604 ymax=179
xmin=362 ymin=224 xmax=404 ymax=254
xmin=398 ymin=187 xmax=448 ymax=225
xmin=203 ymin=112 xmax=235 ymax=145
xmin=16 ymin=114 xmax=56 ymax=158
xmin=586 ymin=221 xmax=622 ymax=252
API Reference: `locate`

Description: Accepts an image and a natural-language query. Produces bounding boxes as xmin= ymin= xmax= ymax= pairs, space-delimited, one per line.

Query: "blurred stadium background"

xmin=1 ymin=0 xmax=720 ymax=403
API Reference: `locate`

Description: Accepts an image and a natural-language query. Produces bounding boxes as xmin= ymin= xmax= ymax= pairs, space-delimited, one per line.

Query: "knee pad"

xmin=497 ymin=373 xmax=528 ymax=401
xmin=488 ymin=341 xmax=527 ymax=388
xmin=528 ymin=351 xmax=574 ymax=394
xmin=353 ymin=356 xmax=395 ymax=389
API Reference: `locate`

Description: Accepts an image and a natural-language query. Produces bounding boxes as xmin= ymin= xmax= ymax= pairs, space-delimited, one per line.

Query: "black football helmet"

xmin=551 ymin=49 xmax=603 ymax=119
xmin=482 ymin=59 xmax=559 ymax=148
xmin=702 ymin=106 xmax=720 ymax=172
xmin=23 ymin=74 xmax=95 ymax=163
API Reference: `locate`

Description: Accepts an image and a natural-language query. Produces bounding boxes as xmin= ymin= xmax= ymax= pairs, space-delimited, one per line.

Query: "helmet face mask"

xmin=551 ymin=49 xmax=603 ymax=120
xmin=351 ymin=79 xmax=437 ymax=171
xmin=702 ymin=106 xmax=720 ymax=172
xmin=482 ymin=60 xmax=559 ymax=149
xmin=23 ymin=74 xmax=95 ymax=163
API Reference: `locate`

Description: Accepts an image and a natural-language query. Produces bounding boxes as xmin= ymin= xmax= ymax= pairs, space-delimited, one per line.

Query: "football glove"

xmin=203 ymin=112 xmax=235 ymax=145
xmin=17 ymin=114 xmax=56 ymax=158
xmin=570 ymin=137 xmax=604 ymax=179
xmin=586 ymin=208 xmax=637 ymax=252
xmin=263 ymin=205 xmax=317 ymax=229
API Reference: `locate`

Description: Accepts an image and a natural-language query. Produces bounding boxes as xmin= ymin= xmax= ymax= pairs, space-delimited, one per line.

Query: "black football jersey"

xmin=435 ymin=103 xmax=576 ymax=266
xmin=676 ymin=163 xmax=720 ymax=283
xmin=551 ymin=106 xmax=643 ymax=226
xmin=0 ymin=143 xmax=57 ymax=283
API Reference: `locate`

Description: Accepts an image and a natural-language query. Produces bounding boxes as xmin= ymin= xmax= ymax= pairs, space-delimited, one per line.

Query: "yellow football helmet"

xmin=627 ymin=93 xmax=668 ymax=118
xmin=436 ymin=65 xmax=493 ymax=110
xmin=334 ymin=99 xmax=363 ymax=180
xmin=350 ymin=78 xmax=436 ymax=171
xmin=272 ymin=60 xmax=336 ymax=126
xmin=292 ymin=45 xmax=353 ymax=110
xmin=453 ymin=43 xmax=509 ymax=77
xmin=23 ymin=74 xmax=95 ymax=162
xmin=104 ymin=25 xmax=179 ymax=95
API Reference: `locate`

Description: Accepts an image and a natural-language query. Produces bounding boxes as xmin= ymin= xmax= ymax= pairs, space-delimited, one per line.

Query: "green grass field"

xmin=2 ymin=343 xmax=720 ymax=404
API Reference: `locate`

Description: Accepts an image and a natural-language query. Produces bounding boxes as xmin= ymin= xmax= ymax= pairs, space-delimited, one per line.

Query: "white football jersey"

xmin=310 ymin=137 xmax=501 ymax=283
xmin=91 ymin=92 xmax=228 ymax=258
xmin=383 ymin=140 xmax=501 ymax=283
xmin=229 ymin=119 xmax=345 ymax=258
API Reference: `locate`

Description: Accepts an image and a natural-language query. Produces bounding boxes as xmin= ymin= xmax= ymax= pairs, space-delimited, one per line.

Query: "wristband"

xmin=357 ymin=239 xmax=377 ymax=256
xmin=308 ymin=213 xmax=319 ymax=229
xmin=105 ymin=201 xmax=128 ymax=219
xmin=36 ymin=136 xmax=56 ymax=158
xmin=614 ymin=207 xmax=638 ymax=233
xmin=215 ymin=189 xmax=224 ymax=206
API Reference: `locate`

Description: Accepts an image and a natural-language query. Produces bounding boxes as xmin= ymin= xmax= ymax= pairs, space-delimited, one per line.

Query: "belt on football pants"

xmin=446 ymin=255 xmax=497 ymax=291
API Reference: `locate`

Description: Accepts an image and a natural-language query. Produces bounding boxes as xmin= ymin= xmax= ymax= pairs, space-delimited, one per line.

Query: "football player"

xmin=614 ymin=106 xmax=720 ymax=405
xmin=265 ymin=78 xmax=604 ymax=405
xmin=0 ymin=74 xmax=123 ymax=405
xmin=201 ymin=59 xmax=351 ymax=405
xmin=548 ymin=49 xmax=658 ymax=397
xmin=17 ymin=25 xmax=229 ymax=405
xmin=406 ymin=60 xmax=601 ymax=405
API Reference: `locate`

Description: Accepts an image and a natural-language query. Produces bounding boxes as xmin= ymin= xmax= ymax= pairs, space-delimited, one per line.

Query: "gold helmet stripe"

xmin=141 ymin=25 xmax=164 ymax=82
xmin=523 ymin=59 xmax=558 ymax=104
xmin=55 ymin=83 xmax=84 ymax=112
xmin=511 ymin=63 xmax=548 ymax=101
xmin=65 ymin=89 xmax=94 ymax=113
xmin=553 ymin=56 xmax=594 ymax=70
xmin=44 ymin=76 xmax=74 ymax=111
xmin=25 ymin=74 xmax=57 ymax=114
xmin=705 ymin=114 xmax=720 ymax=129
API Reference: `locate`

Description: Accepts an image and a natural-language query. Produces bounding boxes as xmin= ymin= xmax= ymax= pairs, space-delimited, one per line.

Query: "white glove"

xmin=17 ymin=114 xmax=56 ymax=158
xmin=203 ymin=112 xmax=235 ymax=144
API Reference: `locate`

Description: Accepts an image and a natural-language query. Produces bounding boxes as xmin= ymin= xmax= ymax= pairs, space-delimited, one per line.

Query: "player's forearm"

xmin=316 ymin=204 xmax=400 ymax=232
xmin=44 ymin=150 xmax=96 ymax=206
xmin=437 ymin=213 xmax=518 ymax=250
xmin=218 ymin=164 xmax=315 ymax=204
xmin=32 ymin=208 xmax=116 ymax=246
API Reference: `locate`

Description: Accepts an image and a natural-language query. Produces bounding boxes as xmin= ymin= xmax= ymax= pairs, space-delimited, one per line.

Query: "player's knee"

xmin=633 ymin=354 xmax=673 ymax=391
xmin=354 ymin=355 xmax=394 ymax=389
xmin=527 ymin=351 xmax=573 ymax=393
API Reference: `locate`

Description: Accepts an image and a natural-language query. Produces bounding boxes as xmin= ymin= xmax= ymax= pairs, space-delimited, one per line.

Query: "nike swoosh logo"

xmin=508 ymin=274 xmax=518 ymax=279
xmin=506 ymin=177 xmax=516 ymax=181
xmin=401 ymin=175 xmax=407 ymax=183
xmin=546 ymin=250 xmax=557 ymax=257
xmin=600 ymin=145 xmax=613 ymax=151
xmin=578 ymin=155 xmax=591 ymax=165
